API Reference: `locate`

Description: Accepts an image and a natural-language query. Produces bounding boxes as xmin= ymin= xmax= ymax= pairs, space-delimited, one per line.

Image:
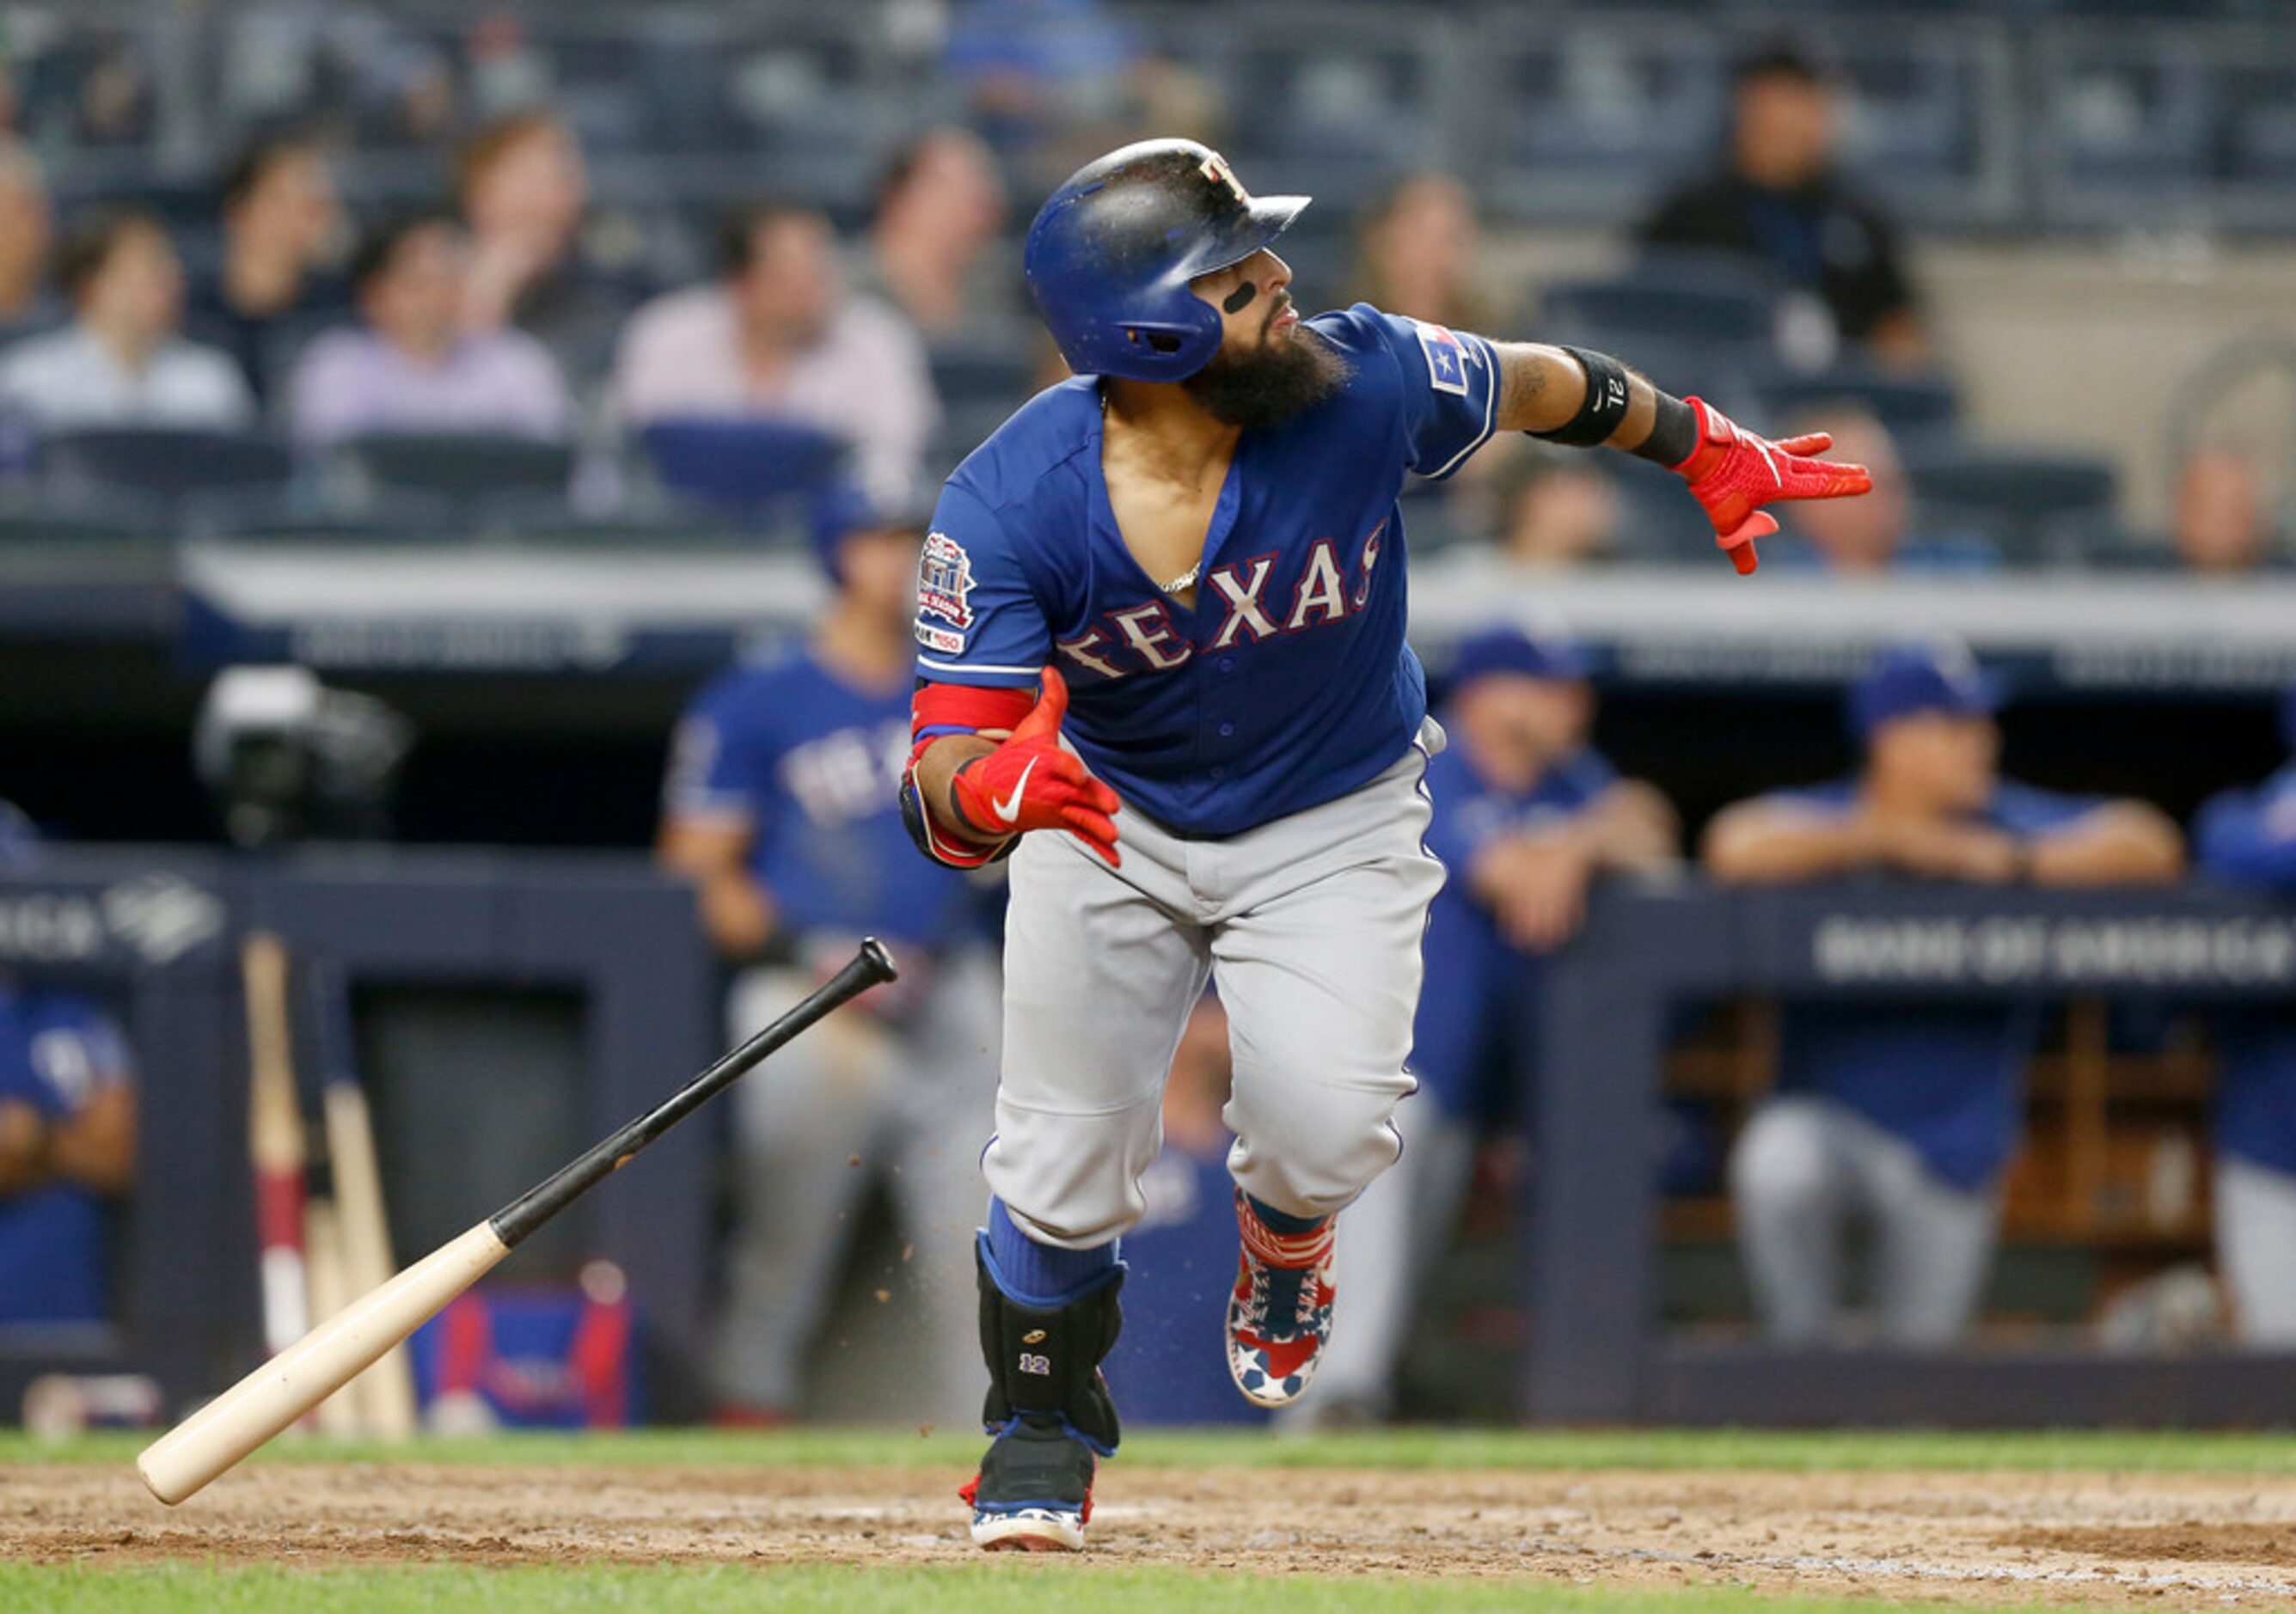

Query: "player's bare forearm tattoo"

xmin=1497 ymin=348 xmax=1547 ymax=428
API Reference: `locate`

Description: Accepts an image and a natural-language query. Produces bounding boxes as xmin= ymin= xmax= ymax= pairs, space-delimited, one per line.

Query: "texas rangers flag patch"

xmin=1415 ymin=320 xmax=1471 ymax=397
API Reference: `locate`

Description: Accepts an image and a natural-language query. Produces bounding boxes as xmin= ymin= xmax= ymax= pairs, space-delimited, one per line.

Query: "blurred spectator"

xmin=944 ymin=0 xmax=1139 ymax=159
xmin=0 ymin=138 xmax=58 ymax=342
xmin=1308 ymin=626 xmax=1677 ymax=1422
xmin=0 ymin=211 xmax=254 ymax=432
xmin=1350 ymin=172 xmax=1507 ymax=335
xmin=1704 ymin=643 xmax=2183 ymax=1347
xmin=615 ymin=205 xmax=938 ymax=498
xmin=2174 ymin=443 xmax=2278 ymax=574
xmin=1773 ymin=406 xmax=1994 ymax=573
xmin=657 ymin=485 xmax=995 ymax=1428
xmin=1104 ymin=993 xmax=1267 ymax=1427
xmin=2194 ymin=682 xmax=2296 ymax=1343
xmin=1493 ymin=444 xmax=1621 ymax=570
xmin=1351 ymin=172 xmax=1524 ymax=533
xmin=1640 ymin=43 xmax=1929 ymax=373
xmin=0 ymin=802 xmax=138 ymax=1328
xmin=860 ymin=127 xmax=1013 ymax=342
xmin=187 ymin=134 xmax=348 ymax=403
xmin=456 ymin=110 xmax=627 ymax=360
xmin=288 ymin=213 xmax=573 ymax=449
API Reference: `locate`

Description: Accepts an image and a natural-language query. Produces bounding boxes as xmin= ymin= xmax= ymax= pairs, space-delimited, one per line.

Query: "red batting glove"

xmin=947 ymin=667 xmax=1123 ymax=868
xmin=1669 ymin=396 xmax=1873 ymax=575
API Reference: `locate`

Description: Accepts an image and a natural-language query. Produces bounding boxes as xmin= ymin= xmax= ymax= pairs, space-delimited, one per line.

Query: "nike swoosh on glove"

xmin=949 ymin=666 xmax=1124 ymax=867
xmin=1670 ymin=396 xmax=1874 ymax=574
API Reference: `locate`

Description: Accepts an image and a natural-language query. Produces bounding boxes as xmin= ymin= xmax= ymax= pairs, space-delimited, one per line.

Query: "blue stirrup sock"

xmin=983 ymin=1197 xmax=1118 ymax=1307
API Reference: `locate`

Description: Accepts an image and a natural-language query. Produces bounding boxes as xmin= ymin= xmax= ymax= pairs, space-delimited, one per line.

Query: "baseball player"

xmin=0 ymin=804 xmax=138 ymax=1326
xmin=897 ymin=138 xmax=1870 ymax=1550
xmin=2194 ymin=680 xmax=2296 ymax=1342
xmin=1704 ymin=644 xmax=2183 ymax=1345
xmin=658 ymin=486 xmax=1000 ymax=1429
xmin=1305 ymin=624 xmax=1678 ymax=1423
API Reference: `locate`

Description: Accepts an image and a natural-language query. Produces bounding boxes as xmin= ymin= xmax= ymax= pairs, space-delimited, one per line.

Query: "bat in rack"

xmin=138 ymin=938 xmax=898 ymax=1506
xmin=306 ymin=957 xmax=419 ymax=1441
xmin=241 ymin=935 xmax=309 ymax=1366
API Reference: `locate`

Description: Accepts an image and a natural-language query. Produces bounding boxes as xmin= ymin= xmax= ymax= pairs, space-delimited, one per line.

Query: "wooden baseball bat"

xmin=309 ymin=961 xmax=419 ymax=1440
xmin=138 ymin=938 xmax=898 ymax=1506
xmin=298 ymin=1199 xmax=361 ymax=1438
xmin=242 ymin=935 xmax=309 ymax=1361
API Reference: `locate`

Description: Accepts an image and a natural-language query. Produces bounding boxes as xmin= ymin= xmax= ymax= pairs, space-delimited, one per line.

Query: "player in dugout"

xmin=896 ymin=138 xmax=1870 ymax=1550
xmin=2193 ymin=679 xmax=2296 ymax=1343
xmin=1704 ymin=643 xmax=2183 ymax=1348
xmin=0 ymin=803 xmax=138 ymax=1328
xmin=1305 ymin=622 xmax=1678 ymax=1425
xmin=658 ymin=485 xmax=1001 ymax=1433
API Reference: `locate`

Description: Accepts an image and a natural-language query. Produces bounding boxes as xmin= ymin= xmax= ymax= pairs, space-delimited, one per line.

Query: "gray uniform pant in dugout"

xmin=984 ymin=726 xmax=1448 ymax=1250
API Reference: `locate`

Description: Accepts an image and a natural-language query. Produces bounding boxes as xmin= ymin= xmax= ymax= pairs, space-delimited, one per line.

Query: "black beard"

xmin=1182 ymin=327 xmax=1350 ymax=430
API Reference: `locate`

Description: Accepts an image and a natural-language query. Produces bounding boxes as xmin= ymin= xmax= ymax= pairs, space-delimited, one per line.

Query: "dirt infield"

xmin=10 ymin=1458 xmax=2296 ymax=1605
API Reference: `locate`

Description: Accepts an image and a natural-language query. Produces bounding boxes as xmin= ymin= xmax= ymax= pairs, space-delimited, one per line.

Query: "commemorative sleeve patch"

xmin=1414 ymin=320 xmax=1471 ymax=398
xmin=915 ymin=621 xmax=965 ymax=655
xmin=917 ymin=530 xmax=977 ymax=629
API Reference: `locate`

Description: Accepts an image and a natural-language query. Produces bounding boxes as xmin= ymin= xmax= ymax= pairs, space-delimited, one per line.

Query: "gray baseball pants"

xmin=1730 ymin=1093 xmax=1999 ymax=1346
xmin=2216 ymin=1154 xmax=2296 ymax=1344
xmin=983 ymin=730 xmax=1448 ymax=1250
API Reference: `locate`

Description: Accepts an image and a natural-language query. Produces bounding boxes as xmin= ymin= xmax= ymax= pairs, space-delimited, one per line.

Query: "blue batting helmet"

xmin=1024 ymin=138 xmax=1309 ymax=383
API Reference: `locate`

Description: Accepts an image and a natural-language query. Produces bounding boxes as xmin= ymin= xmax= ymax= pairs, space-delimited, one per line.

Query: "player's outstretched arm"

xmin=1488 ymin=342 xmax=1871 ymax=575
xmin=904 ymin=668 xmax=1123 ymax=869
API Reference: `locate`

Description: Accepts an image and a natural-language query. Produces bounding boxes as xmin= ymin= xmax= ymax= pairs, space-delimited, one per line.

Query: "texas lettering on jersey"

xmin=1054 ymin=523 xmax=1387 ymax=681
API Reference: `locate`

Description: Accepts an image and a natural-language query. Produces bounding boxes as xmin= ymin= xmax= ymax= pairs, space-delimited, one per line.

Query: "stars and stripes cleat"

xmin=960 ymin=1415 xmax=1095 ymax=1551
xmin=1225 ymin=1191 xmax=1338 ymax=1409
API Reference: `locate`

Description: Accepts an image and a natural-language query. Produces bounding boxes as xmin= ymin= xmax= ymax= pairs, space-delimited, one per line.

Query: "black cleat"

xmin=960 ymin=1415 xmax=1097 ymax=1551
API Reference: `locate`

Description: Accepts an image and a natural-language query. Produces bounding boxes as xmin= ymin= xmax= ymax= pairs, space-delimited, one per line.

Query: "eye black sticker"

xmin=1221 ymin=282 xmax=1258 ymax=315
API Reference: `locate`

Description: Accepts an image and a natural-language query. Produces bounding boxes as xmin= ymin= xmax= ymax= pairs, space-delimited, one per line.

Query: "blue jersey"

xmin=1768 ymin=778 xmax=2103 ymax=1189
xmin=1414 ymin=740 xmax=1619 ymax=1122
xmin=913 ymin=303 xmax=1503 ymax=837
xmin=0 ymin=986 xmax=131 ymax=1325
xmin=665 ymin=646 xmax=979 ymax=952
xmin=2196 ymin=764 xmax=2296 ymax=1175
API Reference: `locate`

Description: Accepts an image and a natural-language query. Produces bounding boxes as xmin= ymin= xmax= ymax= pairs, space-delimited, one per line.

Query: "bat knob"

xmin=858 ymin=938 xmax=900 ymax=984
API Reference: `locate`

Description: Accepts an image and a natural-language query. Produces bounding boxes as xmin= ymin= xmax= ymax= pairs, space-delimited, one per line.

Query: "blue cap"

xmin=1448 ymin=624 xmax=1591 ymax=691
xmin=1851 ymin=641 xmax=2000 ymax=743
xmin=809 ymin=480 xmax=928 ymax=582
xmin=0 ymin=799 xmax=38 ymax=865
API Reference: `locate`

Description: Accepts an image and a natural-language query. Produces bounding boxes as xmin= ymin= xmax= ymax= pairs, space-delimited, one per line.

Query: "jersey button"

xmin=1218 ymin=722 xmax=1235 ymax=737
xmin=1209 ymin=765 xmax=1228 ymax=779
xmin=1217 ymin=657 xmax=1235 ymax=673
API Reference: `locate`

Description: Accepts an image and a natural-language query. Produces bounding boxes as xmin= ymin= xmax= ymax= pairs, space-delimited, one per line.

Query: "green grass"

xmin=0 ymin=1563 xmax=2057 ymax=1614
xmin=7 ymin=1423 xmax=2294 ymax=1474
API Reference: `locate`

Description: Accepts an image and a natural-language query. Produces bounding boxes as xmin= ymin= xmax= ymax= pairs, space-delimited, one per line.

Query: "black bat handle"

xmin=487 ymin=938 xmax=899 ymax=1250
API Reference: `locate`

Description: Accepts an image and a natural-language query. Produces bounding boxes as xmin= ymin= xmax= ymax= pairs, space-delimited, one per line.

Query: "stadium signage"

xmin=1812 ymin=913 xmax=2296 ymax=987
xmin=0 ymin=875 xmax=225 ymax=966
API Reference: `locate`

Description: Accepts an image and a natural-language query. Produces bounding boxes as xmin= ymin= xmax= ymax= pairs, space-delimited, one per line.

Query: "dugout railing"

xmin=1533 ymin=880 xmax=2296 ymax=1427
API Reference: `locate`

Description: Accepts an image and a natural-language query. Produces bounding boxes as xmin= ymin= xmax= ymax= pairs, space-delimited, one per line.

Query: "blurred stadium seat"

xmin=342 ymin=433 xmax=576 ymax=504
xmin=0 ymin=495 xmax=164 ymax=553
xmin=1753 ymin=368 xmax=1961 ymax=443
xmin=638 ymin=419 xmax=847 ymax=521
xmin=38 ymin=427 xmax=294 ymax=504
xmin=1903 ymin=446 xmax=2119 ymax=564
